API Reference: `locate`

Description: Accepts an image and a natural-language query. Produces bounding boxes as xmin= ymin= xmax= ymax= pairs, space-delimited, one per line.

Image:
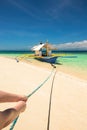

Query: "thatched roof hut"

xmin=31 ymin=41 xmax=57 ymax=56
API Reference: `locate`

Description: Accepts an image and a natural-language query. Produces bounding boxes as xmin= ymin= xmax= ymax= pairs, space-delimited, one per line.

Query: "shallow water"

xmin=0 ymin=51 xmax=87 ymax=80
xmin=0 ymin=51 xmax=87 ymax=70
xmin=56 ymin=53 xmax=87 ymax=72
xmin=54 ymin=52 xmax=87 ymax=80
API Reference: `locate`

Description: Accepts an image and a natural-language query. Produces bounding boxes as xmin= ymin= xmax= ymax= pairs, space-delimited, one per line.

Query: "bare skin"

xmin=0 ymin=91 xmax=28 ymax=129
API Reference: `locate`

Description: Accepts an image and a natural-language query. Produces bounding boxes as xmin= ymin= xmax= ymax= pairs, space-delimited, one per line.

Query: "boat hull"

xmin=35 ymin=56 xmax=58 ymax=64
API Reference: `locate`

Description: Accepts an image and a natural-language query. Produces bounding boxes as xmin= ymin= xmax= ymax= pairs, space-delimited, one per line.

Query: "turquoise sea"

xmin=0 ymin=50 xmax=87 ymax=79
xmin=0 ymin=50 xmax=33 ymax=58
xmin=56 ymin=52 xmax=87 ymax=71
xmin=56 ymin=52 xmax=87 ymax=79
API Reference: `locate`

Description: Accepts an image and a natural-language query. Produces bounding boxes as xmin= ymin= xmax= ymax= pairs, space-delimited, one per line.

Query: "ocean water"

xmin=0 ymin=50 xmax=33 ymax=58
xmin=56 ymin=52 xmax=87 ymax=71
xmin=0 ymin=51 xmax=87 ymax=75
xmin=55 ymin=52 xmax=87 ymax=80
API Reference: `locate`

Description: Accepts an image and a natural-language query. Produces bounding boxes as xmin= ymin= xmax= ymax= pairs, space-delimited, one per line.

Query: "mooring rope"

xmin=47 ymin=68 xmax=57 ymax=130
xmin=10 ymin=66 xmax=56 ymax=130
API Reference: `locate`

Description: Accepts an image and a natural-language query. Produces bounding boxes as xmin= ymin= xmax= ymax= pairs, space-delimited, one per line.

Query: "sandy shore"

xmin=0 ymin=56 xmax=87 ymax=130
xmin=22 ymin=57 xmax=87 ymax=81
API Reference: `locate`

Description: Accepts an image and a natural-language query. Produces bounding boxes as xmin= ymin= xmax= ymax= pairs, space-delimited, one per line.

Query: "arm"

xmin=0 ymin=90 xmax=27 ymax=103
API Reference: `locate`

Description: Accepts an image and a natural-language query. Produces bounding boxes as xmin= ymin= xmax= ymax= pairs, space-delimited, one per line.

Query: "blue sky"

xmin=0 ymin=0 xmax=87 ymax=50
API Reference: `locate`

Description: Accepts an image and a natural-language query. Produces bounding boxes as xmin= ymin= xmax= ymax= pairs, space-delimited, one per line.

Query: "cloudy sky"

xmin=0 ymin=0 xmax=87 ymax=50
xmin=56 ymin=40 xmax=87 ymax=51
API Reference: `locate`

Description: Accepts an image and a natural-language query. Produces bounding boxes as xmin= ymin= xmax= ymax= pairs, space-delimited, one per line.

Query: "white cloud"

xmin=56 ymin=40 xmax=87 ymax=51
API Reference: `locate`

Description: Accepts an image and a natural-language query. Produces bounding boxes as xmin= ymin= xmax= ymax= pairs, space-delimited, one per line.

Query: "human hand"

xmin=14 ymin=101 xmax=27 ymax=113
xmin=18 ymin=95 xmax=28 ymax=102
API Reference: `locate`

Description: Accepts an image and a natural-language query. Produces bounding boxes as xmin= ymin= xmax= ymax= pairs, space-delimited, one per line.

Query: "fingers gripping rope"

xmin=10 ymin=65 xmax=56 ymax=130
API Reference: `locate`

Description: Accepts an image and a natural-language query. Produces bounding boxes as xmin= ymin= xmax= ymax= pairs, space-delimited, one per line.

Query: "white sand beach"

xmin=0 ymin=56 xmax=87 ymax=130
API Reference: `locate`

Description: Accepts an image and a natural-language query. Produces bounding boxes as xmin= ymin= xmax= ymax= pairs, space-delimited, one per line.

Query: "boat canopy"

xmin=31 ymin=41 xmax=57 ymax=56
xmin=31 ymin=43 xmax=45 ymax=51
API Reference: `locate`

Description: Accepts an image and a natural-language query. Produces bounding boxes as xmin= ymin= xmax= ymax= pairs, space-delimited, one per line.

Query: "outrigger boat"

xmin=31 ymin=41 xmax=58 ymax=64
xmin=35 ymin=56 xmax=58 ymax=64
xmin=31 ymin=41 xmax=77 ymax=64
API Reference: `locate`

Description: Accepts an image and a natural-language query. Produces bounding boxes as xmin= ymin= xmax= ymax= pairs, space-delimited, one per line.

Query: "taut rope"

xmin=10 ymin=65 xmax=56 ymax=130
xmin=47 ymin=66 xmax=57 ymax=130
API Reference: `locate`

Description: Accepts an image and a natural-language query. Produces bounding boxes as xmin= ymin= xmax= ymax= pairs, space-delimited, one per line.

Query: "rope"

xmin=47 ymin=69 xmax=57 ymax=130
xmin=10 ymin=66 xmax=55 ymax=130
xmin=10 ymin=116 xmax=19 ymax=130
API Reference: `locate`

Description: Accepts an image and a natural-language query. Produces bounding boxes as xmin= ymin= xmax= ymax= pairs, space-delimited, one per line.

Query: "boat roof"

xmin=31 ymin=41 xmax=57 ymax=51
xmin=31 ymin=43 xmax=45 ymax=51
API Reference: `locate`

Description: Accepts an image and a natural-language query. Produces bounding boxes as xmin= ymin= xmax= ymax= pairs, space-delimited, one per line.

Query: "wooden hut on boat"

xmin=31 ymin=41 xmax=56 ymax=57
xmin=31 ymin=41 xmax=58 ymax=64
